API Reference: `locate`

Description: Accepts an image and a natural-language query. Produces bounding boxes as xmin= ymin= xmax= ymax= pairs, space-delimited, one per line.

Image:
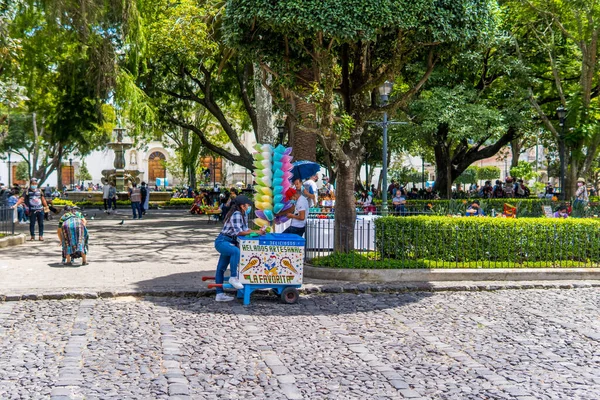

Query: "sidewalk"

xmin=1 ymin=209 xmax=598 ymax=299
xmin=0 ymin=210 xmax=222 ymax=296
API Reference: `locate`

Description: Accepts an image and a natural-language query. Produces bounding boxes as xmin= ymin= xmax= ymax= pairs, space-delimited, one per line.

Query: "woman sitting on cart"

xmin=57 ymin=206 xmax=89 ymax=266
xmin=213 ymin=195 xmax=265 ymax=302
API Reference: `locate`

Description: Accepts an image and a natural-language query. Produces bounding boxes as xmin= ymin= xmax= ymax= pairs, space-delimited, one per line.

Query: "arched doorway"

xmin=148 ymin=151 xmax=166 ymax=184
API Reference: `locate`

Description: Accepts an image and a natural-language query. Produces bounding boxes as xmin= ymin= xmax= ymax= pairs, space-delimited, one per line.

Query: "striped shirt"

xmin=221 ymin=211 xmax=248 ymax=236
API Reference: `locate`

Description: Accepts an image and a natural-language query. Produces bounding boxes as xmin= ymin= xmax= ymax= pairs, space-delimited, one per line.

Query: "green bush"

xmin=51 ymin=199 xmax=75 ymax=206
xmin=167 ymin=198 xmax=194 ymax=205
xmin=374 ymin=216 xmax=600 ymax=263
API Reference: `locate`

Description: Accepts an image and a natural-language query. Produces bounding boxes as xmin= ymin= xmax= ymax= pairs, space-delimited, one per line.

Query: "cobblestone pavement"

xmin=1 ymin=288 xmax=599 ymax=399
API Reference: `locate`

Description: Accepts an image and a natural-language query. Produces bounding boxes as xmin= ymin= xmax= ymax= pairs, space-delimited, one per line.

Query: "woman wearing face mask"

xmin=574 ymin=178 xmax=589 ymax=208
xmin=213 ymin=195 xmax=265 ymax=302
xmin=13 ymin=178 xmax=49 ymax=241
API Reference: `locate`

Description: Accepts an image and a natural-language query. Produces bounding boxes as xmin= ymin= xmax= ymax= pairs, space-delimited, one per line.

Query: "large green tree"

xmin=395 ymin=25 xmax=536 ymax=198
xmin=1 ymin=0 xmax=134 ymax=184
xmin=225 ymin=0 xmax=494 ymax=250
xmin=123 ymin=0 xmax=273 ymax=171
xmin=506 ymin=0 xmax=600 ymax=198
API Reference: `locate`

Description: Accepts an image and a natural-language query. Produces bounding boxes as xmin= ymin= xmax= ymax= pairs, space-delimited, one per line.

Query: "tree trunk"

xmin=567 ymin=155 xmax=579 ymax=200
xmin=510 ymin=139 xmax=521 ymax=168
xmin=254 ymin=64 xmax=275 ymax=144
xmin=291 ymin=68 xmax=317 ymax=161
xmin=334 ymin=158 xmax=357 ymax=253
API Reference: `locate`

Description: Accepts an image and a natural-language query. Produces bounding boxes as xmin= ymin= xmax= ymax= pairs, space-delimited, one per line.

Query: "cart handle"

xmin=207 ymin=284 xmax=223 ymax=289
xmin=202 ymin=276 xmax=215 ymax=281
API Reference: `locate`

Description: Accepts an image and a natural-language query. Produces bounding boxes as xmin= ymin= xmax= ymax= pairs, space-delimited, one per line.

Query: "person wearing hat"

xmin=213 ymin=195 xmax=265 ymax=302
xmin=13 ymin=178 xmax=49 ymax=241
xmin=57 ymin=206 xmax=89 ymax=265
xmin=574 ymin=177 xmax=589 ymax=207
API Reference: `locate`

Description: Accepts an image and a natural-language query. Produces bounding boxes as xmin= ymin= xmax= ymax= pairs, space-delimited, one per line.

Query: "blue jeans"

xmin=283 ymin=225 xmax=305 ymax=237
xmin=29 ymin=210 xmax=44 ymax=238
xmin=17 ymin=207 xmax=27 ymax=222
xmin=131 ymin=202 xmax=142 ymax=219
xmin=214 ymin=235 xmax=240 ymax=294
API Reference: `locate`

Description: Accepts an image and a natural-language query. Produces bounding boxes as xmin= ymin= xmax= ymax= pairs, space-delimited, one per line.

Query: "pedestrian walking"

xmin=574 ymin=177 xmax=589 ymax=208
xmin=140 ymin=182 xmax=149 ymax=216
xmin=57 ymin=206 xmax=89 ymax=265
xmin=13 ymin=178 xmax=49 ymax=241
xmin=129 ymin=183 xmax=143 ymax=219
xmin=102 ymin=182 xmax=112 ymax=213
xmin=213 ymin=195 xmax=265 ymax=302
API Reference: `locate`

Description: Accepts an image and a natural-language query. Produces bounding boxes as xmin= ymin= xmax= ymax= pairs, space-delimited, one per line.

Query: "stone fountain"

xmin=102 ymin=127 xmax=142 ymax=192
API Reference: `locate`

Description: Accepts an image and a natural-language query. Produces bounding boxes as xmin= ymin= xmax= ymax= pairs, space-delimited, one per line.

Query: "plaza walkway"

xmin=0 ymin=210 xmax=599 ymax=399
xmin=0 ymin=210 xmax=223 ymax=296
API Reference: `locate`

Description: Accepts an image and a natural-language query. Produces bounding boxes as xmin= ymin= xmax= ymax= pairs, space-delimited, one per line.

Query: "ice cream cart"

xmin=206 ymin=232 xmax=305 ymax=305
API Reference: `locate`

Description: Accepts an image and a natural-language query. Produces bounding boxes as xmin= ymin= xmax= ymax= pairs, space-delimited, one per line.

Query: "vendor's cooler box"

xmin=238 ymin=233 xmax=305 ymax=286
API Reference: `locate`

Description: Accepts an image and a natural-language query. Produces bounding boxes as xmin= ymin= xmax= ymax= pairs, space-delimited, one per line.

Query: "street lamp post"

xmin=378 ymin=82 xmax=392 ymax=215
xmin=277 ymin=126 xmax=286 ymax=146
xmin=69 ymin=158 xmax=73 ymax=190
xmin=421 ymin=154 xmax=425 ymax=189
xmin=556 ymin=106 xmax=567 ymax=200
xmin=7 ymin=152 xmax=11 ymax=189
xmin=367 ymin=81 xmax=407 ymax=216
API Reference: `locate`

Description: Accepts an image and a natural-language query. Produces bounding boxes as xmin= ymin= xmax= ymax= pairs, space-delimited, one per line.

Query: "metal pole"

xmin=382 ymin=111 xmax=388 ymax=216
xmin=7 ymin=152 xmax=10 ymax=189
xmin=212 ymin=156 xmax=216 ymax=189
xmin=421 ymin=155 xmax=425 ymax=189
xmin=559 ymin=122 xmax=566 ymax=200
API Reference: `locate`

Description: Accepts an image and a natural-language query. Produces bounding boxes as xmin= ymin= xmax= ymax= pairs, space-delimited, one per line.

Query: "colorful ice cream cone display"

xmin=252 ymin=143 xmax=294 ymax=227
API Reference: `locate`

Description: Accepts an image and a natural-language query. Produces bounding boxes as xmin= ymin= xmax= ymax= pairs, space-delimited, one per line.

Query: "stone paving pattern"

xmin=1 ymin=289 xmax=599 ymax=399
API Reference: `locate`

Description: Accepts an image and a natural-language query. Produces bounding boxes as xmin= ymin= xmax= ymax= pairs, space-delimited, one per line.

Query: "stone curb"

xmin=1 ymin=281 xmax=599 ymax=302
xmin=0 ymin=233 xmax=26 ymax=248
xmin=305 ymin=265 xmax=600 ymax=282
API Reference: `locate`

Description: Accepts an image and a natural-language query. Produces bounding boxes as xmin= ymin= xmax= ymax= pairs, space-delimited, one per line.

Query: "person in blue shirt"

xmin=466 ymin=200 xmax=485 ymax=217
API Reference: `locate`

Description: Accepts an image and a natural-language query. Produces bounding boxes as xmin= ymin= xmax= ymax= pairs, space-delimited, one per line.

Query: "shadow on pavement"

xmin=136 ymin=271 xmax=432 ymax=315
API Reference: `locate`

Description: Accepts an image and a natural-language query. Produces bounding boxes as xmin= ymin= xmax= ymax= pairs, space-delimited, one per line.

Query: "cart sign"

xmin=238 ymin=234 xmax=305 ymax=285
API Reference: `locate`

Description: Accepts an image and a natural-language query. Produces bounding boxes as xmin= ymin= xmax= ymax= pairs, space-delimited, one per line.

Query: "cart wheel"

xmin=281 ymin=287 xmax=299 ymax=304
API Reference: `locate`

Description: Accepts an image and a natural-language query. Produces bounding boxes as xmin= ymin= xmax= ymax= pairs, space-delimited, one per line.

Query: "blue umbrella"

xmin=291 ymin=160 xmax=321 ymax=182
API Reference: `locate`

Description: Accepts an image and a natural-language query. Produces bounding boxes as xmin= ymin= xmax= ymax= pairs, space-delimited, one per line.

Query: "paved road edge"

xmin=0 ymin=234 xmax=26 ymax=248
xmin=305 ymin=265 xmax=600 ymax=282
xmin=1 ymin=280 xmax=600 ymax=302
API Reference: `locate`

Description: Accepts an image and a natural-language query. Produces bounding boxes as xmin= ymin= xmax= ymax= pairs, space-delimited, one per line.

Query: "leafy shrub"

xmin=51 ymin=199 xmax=75 ymax=206
xmin=167 ymin=198 xmax=194 ymax=205
xmin=374 ymin=216 xmax=600 ymax=263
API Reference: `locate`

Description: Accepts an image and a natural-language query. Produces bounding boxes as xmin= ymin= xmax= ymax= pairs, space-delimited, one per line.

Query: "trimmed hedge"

xmin=374 ymin=216 xmax=600 ymax=264
xmin=168 ymin=198 xmax=194 ymax=205
xmin=310 ymin=252 xmax=594 ymax=269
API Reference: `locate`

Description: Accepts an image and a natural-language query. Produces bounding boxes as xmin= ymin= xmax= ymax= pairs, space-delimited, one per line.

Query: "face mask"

xmin=290 ymin=200 xmax=296 ymax=205
xmin=578 ymin=182 xmax=584 ymax=187
xmin=30 ymin=185 xmax=38 ymax=190
xmin=245 ymin=206 xmax=252 ymax=216
xmin=368 ymin=192 xmax=373 ymax=196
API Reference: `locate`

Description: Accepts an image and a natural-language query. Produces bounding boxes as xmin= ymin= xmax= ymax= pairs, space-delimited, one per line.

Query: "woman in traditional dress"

xmin=57 ymin=206 xmax=89 ymax=266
